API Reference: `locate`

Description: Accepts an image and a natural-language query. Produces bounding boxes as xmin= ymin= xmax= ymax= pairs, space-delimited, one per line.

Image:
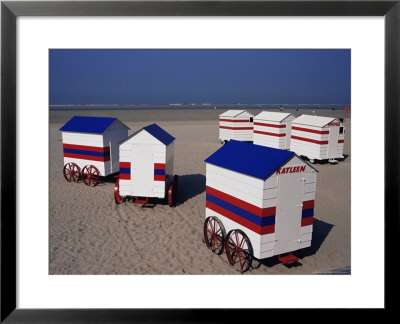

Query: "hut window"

xmin=339 ymin=127 xmax=344 ymax=134
xmin=249 ymin=117 xmax=253 ymax=122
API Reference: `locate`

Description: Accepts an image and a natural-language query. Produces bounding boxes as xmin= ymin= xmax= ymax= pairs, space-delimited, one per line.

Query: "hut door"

xmin=275 ymin=173 xmax=302 ymax=254
xmin=328 ymin=126 xmax=339 ymax=158
xmin=130 ymin=146 xmax=153 ymax=196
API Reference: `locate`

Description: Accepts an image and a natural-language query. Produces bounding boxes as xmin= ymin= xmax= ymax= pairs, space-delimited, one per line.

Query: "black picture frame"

xmin=1 ymin=0 xmax=398 ymax=322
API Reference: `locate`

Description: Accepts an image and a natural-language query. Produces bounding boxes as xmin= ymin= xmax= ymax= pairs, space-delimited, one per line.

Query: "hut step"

xmin=134 ymin=197 xmax=149 ymax=204
xmin=277 ymin=253 xmax=299 ymax=264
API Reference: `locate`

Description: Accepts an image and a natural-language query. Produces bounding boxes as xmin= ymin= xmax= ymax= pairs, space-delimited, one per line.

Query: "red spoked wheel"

xmin=81 ymin=165 xmax=100 ymax=187
xmin=225 ymin=229 xmax=253 ymax=273
xmin=63 ymin=162 xmax=81 ymax=183
xmin=114 ymin=179 xmax=125 ymax=204
xmin=203 ymin=216 xmax=226 ymax=255
xmin=168 ymin=175 xmax=178 ymax=207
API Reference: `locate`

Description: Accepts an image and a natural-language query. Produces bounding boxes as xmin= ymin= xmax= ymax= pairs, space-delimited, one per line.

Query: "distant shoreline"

xmin=49 ymin=104 xmax=350 ymax=111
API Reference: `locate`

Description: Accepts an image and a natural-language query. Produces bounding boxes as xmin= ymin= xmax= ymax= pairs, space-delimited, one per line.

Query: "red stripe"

xmin=292 ymin=126 xmax=329 ymax=135
xmin=154 ymin=175 xmax=165 ymax=181
xmin=64 ymin=152 xmax=110 ymax=162
xmin=154 ymin=163 xmax=166 ymax=170
xmin=206 ymin=201 xmax=275 ymax=235
xmin=63 ymin=143 xmax=110 ymax=152
xmin=254 ymin=122 xmax=286 ymax=128
xmin=338 ymin=139 xmax=344 ymax=143
xmin=302 ymin=200 xmax=314 ymax=210
xmin=206 ymin=186 xmax=275 ymax=217
xmin=220 ymin=119 xmax=251 ymax=123
xmin=119 ymin=162 xmax=131 ymax=168
xmin=301 ymin=217 xmax=313 ymax=227
xmin=219 ymin=126 xmax=253 ymax=130
xmin=254 ymin=130 xmax=286 ymax=137
xmin=291 ymin=135 xmax=328 ymax=145
xmin=119 ymin=173 xmax=131 ymax=180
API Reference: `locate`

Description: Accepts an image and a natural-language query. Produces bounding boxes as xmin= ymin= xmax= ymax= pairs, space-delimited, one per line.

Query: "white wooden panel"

xmin=206 ymin=178 xmax=263 ymax=206
xmin=62 ymin=132 xmax=104 ymax=142
xmin=302 ymin=192 xmax=315 ymax=202
xmin=292 ymin=123 xmax=325 ymax=131
xmin=303 ymin=182 xmax=316 ymax=193
xmin=291 ymin=130 xmax=328 ymax=141
xmin=262 ymin=187 xmax=279 ymax=200
xmin=300 ymin=232 xmax=313 ymax=242
xmin=258 ymin=249 xmax=275 ymax=259
xmin=300 ymin=225 xmax=313 ymax=235
xmin=299 ymin=240 xmax=312 ymax=249
xmin=128 ymin=130 xmax=162 ymax=145
xmin=206 ymin=164 xmax=265 ymax=189
xmin=304 ymin=172 xmax=317 ymax=184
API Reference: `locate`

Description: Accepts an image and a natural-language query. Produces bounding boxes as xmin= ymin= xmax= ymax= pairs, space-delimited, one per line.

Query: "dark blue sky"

xmin=49 ymin=49 xmax=350 ymax=106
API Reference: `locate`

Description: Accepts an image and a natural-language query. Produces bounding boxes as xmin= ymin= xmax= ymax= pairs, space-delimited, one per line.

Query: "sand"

xmin=49 ymin=108 xmax=351 ymax=275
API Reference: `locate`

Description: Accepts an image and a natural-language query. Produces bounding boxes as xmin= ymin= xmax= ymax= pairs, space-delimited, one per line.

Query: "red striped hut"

xmin=203 ymin=140 xmax=317 ymax=273
xmin=114 ymin=123 xmax=178 ymax=207
xmin=290 ymin=115 xmax=345 ymax=163
xmin=60 ymin=116 xmax=130 ymax=186
xmin=253 ymin=111 xmax=295 ymax=149
xmin=219 ymin=110 xmax=254 ymax=143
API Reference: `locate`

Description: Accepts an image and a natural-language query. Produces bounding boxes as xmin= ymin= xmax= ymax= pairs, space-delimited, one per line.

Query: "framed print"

xmin=1 ymin=0 xmax=398 ymax=321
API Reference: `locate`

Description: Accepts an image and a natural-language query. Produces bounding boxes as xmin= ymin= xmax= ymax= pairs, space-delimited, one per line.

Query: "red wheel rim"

xmin=63 ymin=162 xmax=80 ymax=182
xmin=81 ymin=165 xmax=100 ymax=187
xmin=114 ymin=179 xmax=124 ymax=204
xmin=203 ymin=216 xmax=225 ymax=255
xmin=168 ymin=175 xmax=178 ymax=207
xmin=225 ymin=230 xmax=253 ymax=273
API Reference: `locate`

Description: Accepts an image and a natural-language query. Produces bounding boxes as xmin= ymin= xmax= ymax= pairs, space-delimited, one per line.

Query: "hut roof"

xmin=292 ymin=115 xmax=338 ymax=128
xmin=204 ymin=140 xmax=296 ymax=180
xmin=120 ymin=123 xmax=175 ymax=146
xmin=254 ymin=111 xmax=292 ymax=122
xmin=219 ymin=110 xmax=253 ymax=118
xmin=59 ymin=116 xmax=129 ymax=134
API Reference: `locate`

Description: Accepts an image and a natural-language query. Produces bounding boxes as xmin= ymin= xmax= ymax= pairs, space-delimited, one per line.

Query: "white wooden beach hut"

xmin=219 ymin=110 xmax=254 ymax=143
xmin=114 ymin=123 xmax=178 ymax=207
xmin=203 ymin=140 xmax=317 ymax=272
xmin=60 ymin=116 xmax=130 ymax=186
xmin=290 ymin=115 xmax=345 ymax=163
xmin=253 ymin=111 xmax=295 ymax=149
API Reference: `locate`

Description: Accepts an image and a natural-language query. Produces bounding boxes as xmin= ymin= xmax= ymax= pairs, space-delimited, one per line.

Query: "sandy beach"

xmin=49 ymin=108 xmax=351 ymax=275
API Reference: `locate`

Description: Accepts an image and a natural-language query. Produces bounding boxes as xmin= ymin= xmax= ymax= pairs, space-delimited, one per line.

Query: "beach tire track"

xmin=113 ymin=202 xmax=158 ymax=273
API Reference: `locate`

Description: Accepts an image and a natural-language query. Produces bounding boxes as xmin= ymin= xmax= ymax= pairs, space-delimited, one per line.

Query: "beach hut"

xmin=290 ymin=115 xmax=345 ymax=163
xmin=60 ymin=116 xmax=130 ymax=186
xmin=203 ymin=140 xmax=317 ymax=273
xmin=114 ymin=123 xmax=178 ymax=207
xmin=253 ymin=111 xmax=295 ymax=149
xmin=219 ymin=110 xmax=254 ymax=143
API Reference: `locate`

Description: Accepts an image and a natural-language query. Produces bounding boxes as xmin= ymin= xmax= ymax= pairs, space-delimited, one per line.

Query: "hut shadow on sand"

xmin=253 ymin=218 xmax=334 ymax=271
xmin=97 ymin=173 xmax=205 ymax=207
xmin=175 ymin=173 xmax=206 ymax=206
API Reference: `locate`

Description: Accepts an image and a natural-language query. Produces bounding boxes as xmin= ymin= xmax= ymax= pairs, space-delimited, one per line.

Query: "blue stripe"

xmin=154 ymin=169 xmax=165 ymax=175
xmin=119 ymin=168 xmax=130 ymax=174
xmin=63 ymin=148 xmax=110 ymax=157
xmin=302 ymin=209 xmax=314 ymax=218
xmin=206 ymin=193 xmax=275 ymax=226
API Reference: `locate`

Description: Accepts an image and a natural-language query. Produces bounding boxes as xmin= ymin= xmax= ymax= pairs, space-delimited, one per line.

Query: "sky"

xmin=49 ymin=49 xmax=351 ymax=106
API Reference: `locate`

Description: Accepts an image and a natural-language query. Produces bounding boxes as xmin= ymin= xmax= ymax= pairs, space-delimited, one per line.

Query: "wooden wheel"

xmin=225 ymin=229 xmax=253 ymax=273
xmin=81 ymin=165 xmax=100 ymax=187
xmin=63 ymin=162 xmax=80 ymax=182
xmin=203 ymin=216 xmax=226 ymax=255
xmin=168 ymin=175 xmax=178 ymax=207
xmin=114 ymin=179 xmax=124 ymax=204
